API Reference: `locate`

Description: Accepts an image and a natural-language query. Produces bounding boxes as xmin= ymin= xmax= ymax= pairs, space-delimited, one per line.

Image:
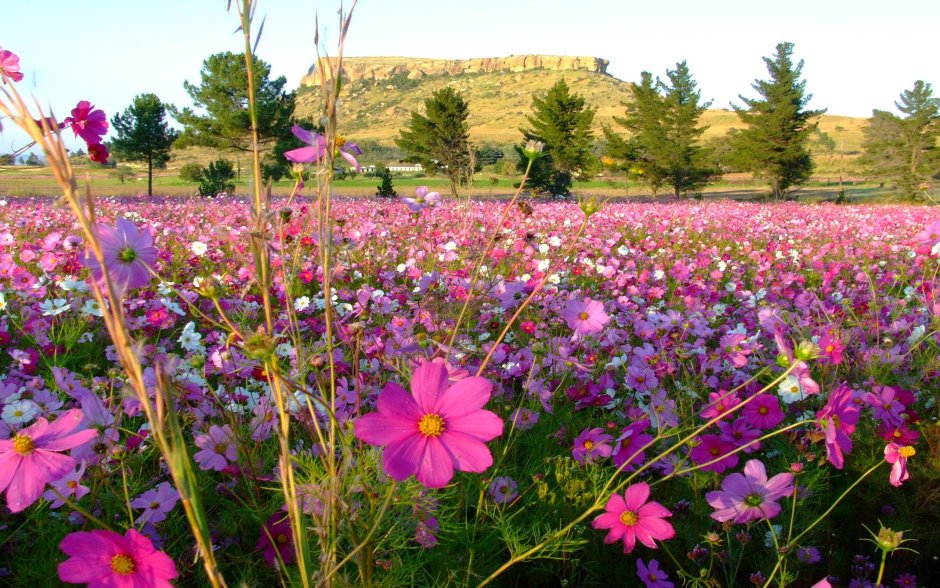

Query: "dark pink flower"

xmin=689 ymin=434 xmax=739 ymax=473
xmin=0 ymin=409 xmax=96 ymax=512
xmin=705 ymin=459 xmax=794 ymax=523
xmin=88 ymin=143 xmax=110 ymax=164
xmin=257 ymin=512 xmax=296 ymax=567
xmin=741 ymin=394 xmax=784 ymax=429
xmin=81 ymin=218 xmax=158 ymax=296
xmin=719 ymin=333 xmax=752 ymax=368
xmin=561 ymin=297 xmax=610 ymax=335
xmin=0 ymin=47 xmax=24 ymax=83
xmin=816 ymin=383 xmax=859 ymax=469
xmin=884 ymin=443 xmax=915 ymax=487
xmin=611 ymin=420 xmax=654 ymax=472
xmin=817 ymin=332 xmax=845 ymax=365
xmin=592 ymin=482 xmax=674 ymax=553
xmin=64 ymin=100 xmax=108 ymax=145
xmin=572 ymin=427 xmax=613 ymax=464
xmin=354 ymin=360 xmax=503 ymax=488
xmin=58 ymin=528 xmax=178 ymax=587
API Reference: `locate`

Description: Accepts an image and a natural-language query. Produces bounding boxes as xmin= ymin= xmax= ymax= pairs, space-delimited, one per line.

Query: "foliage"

xmin=197 ymin=158 xmax=236 ymax=197
xmin=518 ymin=79 xmax=597 ymax=197
xmin=179 ymin=162 xmax=205 ymax=183
xmin=731 ymin=42 xmax=826 ymax=200
xmin=474 ymin=145 xmax=505 ymax=172
xmin=861 ymin=80 xmax=940 ymax=199
xmin=395 ymin=86 xmax=472 ymax=197
xmin=171 ymin=52 xmax=298 ymax=182
xmin=375 ymin=165 xmax=397 ymax=198
xmin=110 ymin=93 xmax=177 ymax=196
xmin=605 ymin=62 xmax=719 ymax=197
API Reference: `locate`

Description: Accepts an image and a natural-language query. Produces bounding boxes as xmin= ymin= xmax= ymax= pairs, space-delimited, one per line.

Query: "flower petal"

xmin=410 ymin=361 xmax=449 ymax=413
xmin=446 ymin=409 xmax=503 ymax=441
xmin=6 ymin=450 xmax=75 ymax=512
xmin=382 ymin=434 xmax=426 ymax=482
xmin=438 ymin=431 xmax=493 ymax=473
xmin=623 ymin=482 xmax=651 ymax=511
xmin=415 ymin=438 xmax=456 ymax=488
xmin=354 ymin=412 xmax=416 ymax=446
xmin=436 ymin=376 xmax=492 ymax=418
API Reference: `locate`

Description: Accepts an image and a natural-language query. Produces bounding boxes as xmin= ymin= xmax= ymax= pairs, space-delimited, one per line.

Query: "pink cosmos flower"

xmin=561 ymin=297 xmax=610 ymax=336
xmin=193 ymin=424 xmax=238 ymax=472
xmin=592 ymin=482 xmax=675 ymax=553
xmin=403 ymin=186 xmax=441 ymax=212
xmin=913 ymin=219 xmax=940 ymax=256
xmin=58 ymin=528 xmax=178 ymax=587
xmin=884 ymin=443 xmax=915 ymax=487
xmin=611 ymin=420 xmax=654 ymax=472
xmin=64 ymin=100 xmax=109 ymax=145
xmin=0 ymin=47 xmax=24 ymax=83
xmin=572 ymin=427 xmax=613 ymax=464
xmin=0 ymin=409 xmax=96 ymax=512
xmin=81 ymin=218 xmax=158 ymax=296
xmin=816 ymin=383 xmax=859 ymax=469
xmin=354 ymin=360 xmax=503 ymax=488
xmin=719 ymin=333 xmax=752 ymax=368
xmin=257 ymin=512 xmax=296 ymax=567
xmin=688 ymin=434 xmax=739 ymax=473
xmin=284 ymin=125 xmax=362 ymax=170
xmin=817 ymin=332 xmax=845 ymax=365
xmin=740 ymin=394 xmax=784 ymax=430
xmin=88 ymin=142 xmax=110 ymax=164
xmin=705 ymin=459 xmax=794 ymax=523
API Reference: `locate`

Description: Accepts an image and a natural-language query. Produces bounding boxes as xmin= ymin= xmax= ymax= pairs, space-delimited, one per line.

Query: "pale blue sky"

xmin=3 ymin=0 xmax=938 ymax=152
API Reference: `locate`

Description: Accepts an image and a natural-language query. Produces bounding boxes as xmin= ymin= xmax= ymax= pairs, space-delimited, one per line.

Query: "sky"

xmin=3 ymin=0 xmax=939 ymax=153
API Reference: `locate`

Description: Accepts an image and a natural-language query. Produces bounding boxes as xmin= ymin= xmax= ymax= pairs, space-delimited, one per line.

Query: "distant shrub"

xmin=179 ymin=162 xmax=204 ymax=183
xmin=376 ymin=166 xmax=397 ymax=198
xmin=198 ymin=159 xmax=236 ymax=197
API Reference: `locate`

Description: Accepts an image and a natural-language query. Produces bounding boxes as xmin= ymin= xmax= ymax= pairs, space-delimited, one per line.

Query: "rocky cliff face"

xmin=301 ymin=55 xmax=609 ymax=85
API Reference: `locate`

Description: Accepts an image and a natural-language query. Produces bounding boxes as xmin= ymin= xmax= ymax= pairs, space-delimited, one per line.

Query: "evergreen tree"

xmin=197 ymin=159 xmax=236 ymax=197
xmin=518 ymin=79 xmax=597 ymax=197
xmin=171 ymin=52 xmax=298 ymax=182
xmin=396 ymin=87 xmax=472 ymax=198
xmin=606 ymin=63 xmax=718 ymax=197
xmin=375 ymin=166 xmax=397 ymax=198
xmin=110 ymin=93 xmax=177 ymax=196
xmin=861 ymin=81 xmax=940 ymax=199
xmin=731 ymin=42 xmax=825 ymax=200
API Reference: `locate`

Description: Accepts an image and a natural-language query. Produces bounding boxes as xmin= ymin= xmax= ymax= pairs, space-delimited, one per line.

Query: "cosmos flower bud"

xmin=578 ymin=195 xmax=603 ymax=218
xmin=242 ymin=328 xmax=276 ymax=361
xmin=522 ymin=139 xmax=545 ymax=161
xmin=794 ymin=340 xmax=818 ymax=361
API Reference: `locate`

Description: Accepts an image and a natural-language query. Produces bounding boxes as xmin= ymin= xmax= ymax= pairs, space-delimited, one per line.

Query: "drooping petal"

xmin=284 ymin=145 xmax=321 ymax=164
xmin=340 ymin=149 xmax=361 ymax=171
xmin=438 ymin=431 xmax=493 ymax=473
xmin=436 ymin=376 xmax=493 ymax=418
xmin=410 ymin=361 xmax=449 ymax=413
xmin=415 ymin=437 xmax=455 ymax=488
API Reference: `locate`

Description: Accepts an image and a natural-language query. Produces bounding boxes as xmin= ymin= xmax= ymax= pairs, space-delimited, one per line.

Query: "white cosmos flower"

xmin=2 ymin=399 xmax=39 ymax=425
xmin=178 ymin=321 xmax=203 ymax=352
xmin=40 ymin=298 xmax=70 ymax=316
xmin=777 ymin=375 xmax=806 ymax=404
xmin=191 ymin=241 xmax=208 ymax=256
xmin=82 ymin=299 xmax=105 ymax=317
xmin=294 ymin=296 xmax=311 ymax=311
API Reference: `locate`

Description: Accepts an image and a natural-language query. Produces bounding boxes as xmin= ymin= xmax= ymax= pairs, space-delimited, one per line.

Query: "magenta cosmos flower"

xmin=58 ymin=528 xmax=178 ymax=587
xmin=64 ymin=100 xmax=108 ymax=145
xmin=354 ymin=360 xmax=503 ymax=488
xmin=816 ymin=383 xmax=859 ymax=469
xmin=82 ymin=218 xmax=158 ymax=296
xmin=884 ymin=443 xmax=915 ymax=487
xmin=0 ymin=47 xmax=24 ymax=83
xmin=284 ymin=124 xmax=361 ymax=170
xmin=0 ymin=408 xmax=96 ymax=513
xmin=592 ymin=482 xmax=675 ymax=553
xmin=561 ymin=297 xmax=610 ymax=336
xmin=705 ymin=459 xmax=794 ymax=524
xmin=403 ymin=186 xmax=441 ymax=212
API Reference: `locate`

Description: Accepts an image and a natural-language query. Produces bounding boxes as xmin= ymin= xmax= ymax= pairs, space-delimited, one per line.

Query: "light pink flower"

xmin=58 ymin=528 xmax=178 ymax=587
xmin=561 ymin=297 xmax=610 ymax=335
xmin=0 ymin=409 xmax=96 ymax=512
xmin=884 ymin=443 xmax=915 ymax=487
xmin=592 ymin=482 xmax=674 ymax=553
xmin=284 ymin=125 xmax=361 ymax=170
xmin=354 ymin=360 xmax=503 ymax=488
xmin=0 ymin=47 xmax=24 ymax=83
xmin=403 ymin=186 xmax=441 ymax=212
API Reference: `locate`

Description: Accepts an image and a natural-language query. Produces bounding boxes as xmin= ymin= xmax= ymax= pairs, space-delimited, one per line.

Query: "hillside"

xmin=294 ymin=55 xmax=868 ymax=151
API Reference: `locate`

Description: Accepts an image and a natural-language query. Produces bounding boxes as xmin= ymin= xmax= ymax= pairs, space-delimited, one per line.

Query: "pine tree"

xmin=732 ymin=42 xmax=825 ymax=200
xmin=375 ymin=166 xmax=397 ymax=198
xmin=606 ymin=63 xmax=718 ymax=197
xmin=861 ymin=81 xmax=940 ymax=199
xmin=395 ymin=87 xmax=472 ymax=198
xmin=518 ymin=79 xmax=597 ymax=197
xmin=110 ymin=93 xmax=177 ymax=196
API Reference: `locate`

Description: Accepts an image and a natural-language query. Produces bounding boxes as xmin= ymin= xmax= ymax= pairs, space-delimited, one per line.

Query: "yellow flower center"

xmin=335 ymin=136 xmax=347 ymax=147
xmin=110 ymin=554 xmax=136 ymax=575
xmin=12 ymin=434 xmax=34 ymax=456
xmin=619 ymin=510 xmax=638 ymax=526
xmin=578 ymin=312 xmax=589 ymax=320
xmin=758 ymin=406 xmax=769 ymax=415
xmin=418 ymin=413 xmax=446 ymax=437
xmin=583 ymin=440 xmax=594 ymax=450
xmin=899 ymin=446 xmax=916 ymax=458
xmin=276 ymin=533 xmax=289 ymax=545
xmin=825 ymin=344 xmax=835 ymax=353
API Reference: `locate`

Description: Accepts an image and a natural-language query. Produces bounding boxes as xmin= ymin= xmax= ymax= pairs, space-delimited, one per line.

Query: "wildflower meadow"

xmin=1 ymin=2 xmax=939 ymax=587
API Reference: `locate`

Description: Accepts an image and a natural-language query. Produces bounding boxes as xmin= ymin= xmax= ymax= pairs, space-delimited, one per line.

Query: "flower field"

xmin=0 ymin=195 xmax=938 ymax=586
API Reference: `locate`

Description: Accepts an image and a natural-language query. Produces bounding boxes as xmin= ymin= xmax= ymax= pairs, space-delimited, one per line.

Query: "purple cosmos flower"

xmin=706 ymin=459 xmax=794 ymax=523
xmin=193 ymin=425 xmax=238 ymax=472
xmin=816 ymin=383 xmax=859 ymax=469
xmin=572 ymin=427 xmax=613 ymax=464
xmin=864 ymin=385 xmax=905 ymax=427
xmin=403 ymin=186 xmax=441 ymax=212
xmin=637 ymin=558 xmax=674 ymax=588
xmin=488 ymin=476 xmax=519 ymax=504
xmin=257 ymin=512 xmax=296 ymax=567
xmin=81 ymin=218 xmax=158 ymax=296
xmin=626 ymin=365 xmax=658 ymax=393
xmin=719 ymin=333 xmax=752 ymax=368
xmin=283 ymin=125 xmax=361 ymax=170
xmin=611 ymin=420 xmax=654 ymax=472
xmin=561 ymin=297 xmax=610 ymax=336
xmin=42 ymin=461 xmax=90 ymax=509
xmin=130 ymin=481 xmax=180 ymax=526
xmin=354 ymin=360 xmax=503 ymax=488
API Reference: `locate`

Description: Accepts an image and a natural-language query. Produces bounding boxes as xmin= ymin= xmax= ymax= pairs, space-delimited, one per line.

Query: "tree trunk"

xmin=147 ymin=155 xmax=153 ymax=196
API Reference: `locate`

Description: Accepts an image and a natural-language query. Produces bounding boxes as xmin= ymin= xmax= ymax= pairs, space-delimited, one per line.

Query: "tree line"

xmin=101 ymin=44 xmax=938 ymax=200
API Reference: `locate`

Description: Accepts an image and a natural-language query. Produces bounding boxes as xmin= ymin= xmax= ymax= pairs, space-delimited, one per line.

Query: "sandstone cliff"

xmin=301 ymin=55 xmax=609 ymax=86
